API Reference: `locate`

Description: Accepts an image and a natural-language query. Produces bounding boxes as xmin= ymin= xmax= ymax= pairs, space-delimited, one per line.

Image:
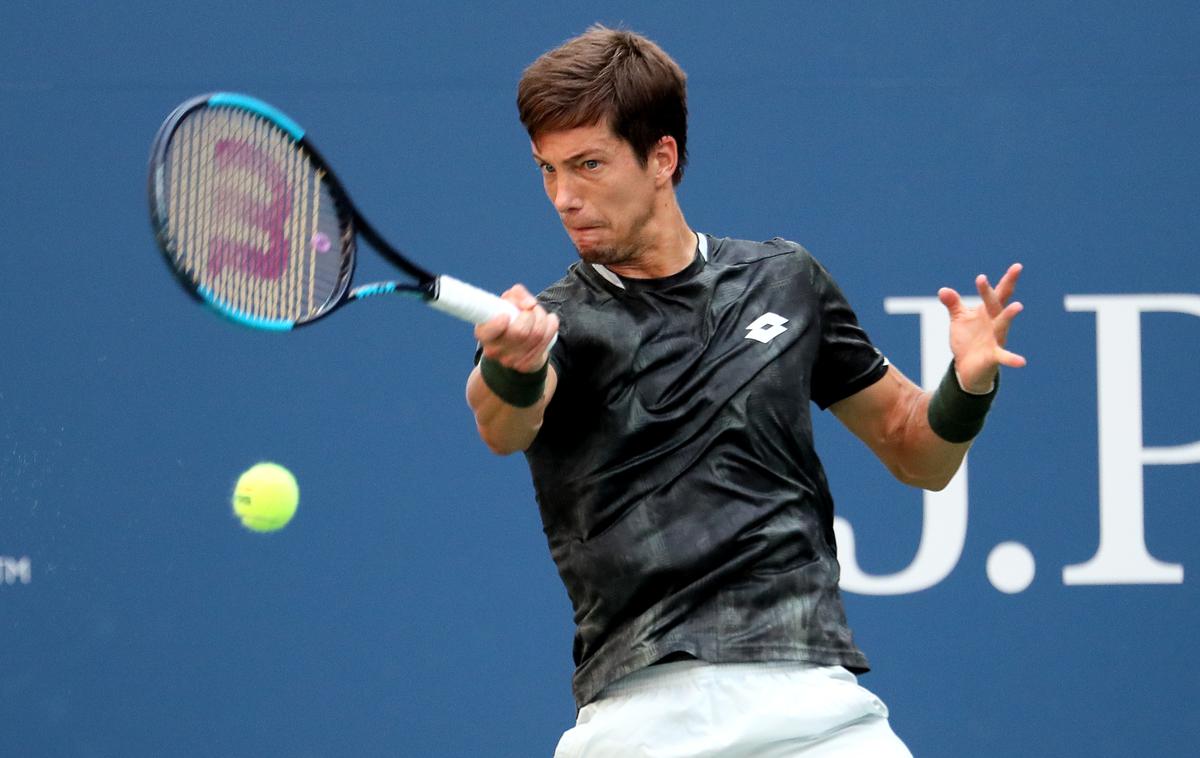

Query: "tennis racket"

xmin=148 ymin=92 xmax=518 ymax=331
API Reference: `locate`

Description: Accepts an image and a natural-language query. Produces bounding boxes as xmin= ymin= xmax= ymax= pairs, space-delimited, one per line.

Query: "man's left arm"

xmin=830 ymin=264 xmax=1026 ymax=491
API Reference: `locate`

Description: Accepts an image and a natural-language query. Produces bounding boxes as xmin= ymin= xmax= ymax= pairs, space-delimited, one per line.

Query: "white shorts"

xmin=554 ymin=660 xmax=913 ymax=757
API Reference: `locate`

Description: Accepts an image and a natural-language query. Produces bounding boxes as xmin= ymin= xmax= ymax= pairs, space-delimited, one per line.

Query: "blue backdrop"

xmin=2 ymin=2 xmax=1197 ymax=756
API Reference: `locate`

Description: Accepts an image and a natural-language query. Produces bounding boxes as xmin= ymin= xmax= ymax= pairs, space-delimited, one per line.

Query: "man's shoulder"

xmin=708 ymin=235 xmax=818 ymax=269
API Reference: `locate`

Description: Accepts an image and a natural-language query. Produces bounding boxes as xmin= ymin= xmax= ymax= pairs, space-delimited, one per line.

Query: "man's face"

xmin=531 ymin=122 xmax=661 ymax=267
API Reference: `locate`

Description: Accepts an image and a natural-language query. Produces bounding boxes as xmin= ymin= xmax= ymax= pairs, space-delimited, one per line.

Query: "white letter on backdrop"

xmin=835 ymin=298 xmax=974 ymax=595
xmin=1062 ymin=295 xmax=1196 ymax=585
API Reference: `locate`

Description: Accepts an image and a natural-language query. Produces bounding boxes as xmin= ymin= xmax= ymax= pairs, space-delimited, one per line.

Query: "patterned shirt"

xmin=526 ymin=234 xmax=889 ymax=707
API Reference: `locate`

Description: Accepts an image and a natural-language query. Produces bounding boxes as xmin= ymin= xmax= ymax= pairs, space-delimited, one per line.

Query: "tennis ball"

xmin=232 ymin=462 xmax=299 ymax=532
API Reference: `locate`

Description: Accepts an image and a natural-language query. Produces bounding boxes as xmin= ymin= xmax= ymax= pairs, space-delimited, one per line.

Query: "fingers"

xmin=938 ymin=287 xmax=964 ymax=316
xmin=946 ymin=263 xmax=1024 ymax=333
xmin=993 ymin=263 xmax=1023 ymax=305
xmin=975 ymin=274 xmax=1002 ymax=315
xmin=503 ymin=283 xmax=539 ymax=310
xmin=474 ymin=283 xmax=559 ymax=372
xmin=973 ymin=262 xmax=1023 ymax=315
xmin=994 ymin=300 xmax=1024 ymax=328
xmin=510 ymin=312 xmax=558 ymax=371
xmin=474 ymin=311 xmax=513 ymax=344
xmin=996 ymin=346 xmax=1027 ymax=368
xmin=986 ymin=296 xmax=1024 ymax=348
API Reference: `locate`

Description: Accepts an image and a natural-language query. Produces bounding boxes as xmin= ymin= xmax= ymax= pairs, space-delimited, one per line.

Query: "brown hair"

xmin=517 ymin=25 xmax=689 ymax=185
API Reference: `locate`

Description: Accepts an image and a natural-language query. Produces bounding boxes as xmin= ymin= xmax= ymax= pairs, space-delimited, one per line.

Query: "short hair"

xmin=517 ymin=25 xmax=689 ymax=185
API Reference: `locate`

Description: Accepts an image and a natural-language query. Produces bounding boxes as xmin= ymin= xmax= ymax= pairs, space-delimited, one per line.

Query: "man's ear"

xmin=651 ymin=135 xmax=678 ymax=186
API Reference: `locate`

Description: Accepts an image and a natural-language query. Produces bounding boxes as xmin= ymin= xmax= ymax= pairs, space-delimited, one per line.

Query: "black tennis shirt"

xmin=525 ymin=234 xmax=889 ymax=708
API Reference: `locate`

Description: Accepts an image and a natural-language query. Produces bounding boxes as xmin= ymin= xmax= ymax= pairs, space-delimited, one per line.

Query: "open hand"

xmin=938 ymin=263 xmax=1026 ymax=393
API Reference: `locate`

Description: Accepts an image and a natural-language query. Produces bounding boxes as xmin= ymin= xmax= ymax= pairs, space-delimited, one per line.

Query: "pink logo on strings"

xmin=207 ymin=139 xmax=292 ymax=280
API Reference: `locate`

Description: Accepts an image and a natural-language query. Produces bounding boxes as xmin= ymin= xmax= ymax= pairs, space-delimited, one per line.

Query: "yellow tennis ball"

xmin=232 ymin=462 xmax=299 ymax=532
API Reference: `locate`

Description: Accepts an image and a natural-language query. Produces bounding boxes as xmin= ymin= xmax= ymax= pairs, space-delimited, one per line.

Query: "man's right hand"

xmin=474 ymin=284 xmax=559 ymax=373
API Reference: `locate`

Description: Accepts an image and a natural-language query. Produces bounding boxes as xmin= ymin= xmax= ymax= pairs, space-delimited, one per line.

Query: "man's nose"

xmin=552 ymin=174 xmax=583 ymax=214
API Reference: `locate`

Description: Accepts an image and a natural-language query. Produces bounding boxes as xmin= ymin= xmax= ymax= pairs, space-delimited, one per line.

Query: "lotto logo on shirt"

xmin=745 ymin=313 xmax=789 ymax=343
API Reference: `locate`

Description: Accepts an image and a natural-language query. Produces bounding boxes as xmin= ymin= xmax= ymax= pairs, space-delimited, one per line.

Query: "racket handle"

xmin=428 ymin=275 xmax=519 ymax=324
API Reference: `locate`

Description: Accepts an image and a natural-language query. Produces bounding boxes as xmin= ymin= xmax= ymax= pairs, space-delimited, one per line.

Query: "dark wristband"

xmin=927 ymin=361 xmax=999 ymax=443
xmin=479 ymin=356 xmax=548 ymax=408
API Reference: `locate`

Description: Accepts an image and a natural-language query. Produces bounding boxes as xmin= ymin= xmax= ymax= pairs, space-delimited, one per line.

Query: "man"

xmin=467 ymin=25 xmax=1024 ymax=757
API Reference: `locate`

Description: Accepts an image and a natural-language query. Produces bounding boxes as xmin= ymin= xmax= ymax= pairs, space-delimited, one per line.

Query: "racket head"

xmin=148 ymin=93 xmax=358 ymax=330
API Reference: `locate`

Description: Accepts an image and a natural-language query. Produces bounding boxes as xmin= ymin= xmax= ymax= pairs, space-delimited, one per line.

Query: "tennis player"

xmin=467 ymin=25 xmax=1024 ymax=757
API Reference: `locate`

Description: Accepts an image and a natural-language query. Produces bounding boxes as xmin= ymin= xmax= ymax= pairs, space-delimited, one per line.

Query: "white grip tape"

xmin=429 ymin=275 xmax=518 ymax=324
xmin=430 ymin=274 xmax=559 ymax=349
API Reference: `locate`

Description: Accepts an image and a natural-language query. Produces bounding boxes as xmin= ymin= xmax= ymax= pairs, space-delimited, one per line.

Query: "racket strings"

xmin=163 ymin=107 xmax=346 ymax=324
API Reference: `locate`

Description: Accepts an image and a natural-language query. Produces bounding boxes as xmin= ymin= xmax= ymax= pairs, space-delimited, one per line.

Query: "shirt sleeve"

xmin=804 ymin=250 xmax=889 ymax=410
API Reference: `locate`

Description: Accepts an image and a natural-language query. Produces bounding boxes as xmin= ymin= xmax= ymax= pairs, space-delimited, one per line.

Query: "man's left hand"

xmin=938 ymin=262 xmax=1026 ymax=394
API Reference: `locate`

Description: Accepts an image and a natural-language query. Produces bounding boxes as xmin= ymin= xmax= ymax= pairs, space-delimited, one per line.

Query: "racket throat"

xmin=348 ymin=281 xmax=430 ymax=301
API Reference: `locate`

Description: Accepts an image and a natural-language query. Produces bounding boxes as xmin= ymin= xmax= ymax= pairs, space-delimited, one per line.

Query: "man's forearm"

xmin=466 ymin=363 xmax=557 ymax=455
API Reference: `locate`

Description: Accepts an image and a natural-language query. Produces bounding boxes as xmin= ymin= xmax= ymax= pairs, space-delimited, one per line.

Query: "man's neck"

xmin=604 ymin=204 xmax=695 ymax=280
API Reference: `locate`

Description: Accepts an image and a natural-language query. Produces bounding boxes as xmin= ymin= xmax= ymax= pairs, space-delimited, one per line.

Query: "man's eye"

xmin=540 ymin=163 xmax=555 ymax=174
xmin=583 ymin=159 xmax=601 ymax=170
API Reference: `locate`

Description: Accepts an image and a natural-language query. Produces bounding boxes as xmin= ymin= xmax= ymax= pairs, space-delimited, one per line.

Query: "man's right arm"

xmin=465 ymin=284 xmax=560 ymax=455
xmin=467 ymin=361 xmax=558 ymax=454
